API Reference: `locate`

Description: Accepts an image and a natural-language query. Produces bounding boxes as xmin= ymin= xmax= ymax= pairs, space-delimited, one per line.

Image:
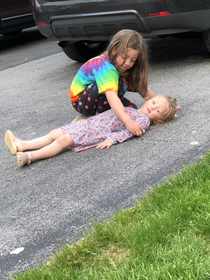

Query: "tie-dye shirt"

xmin=68 ymin=53 xmax=127 ymax=102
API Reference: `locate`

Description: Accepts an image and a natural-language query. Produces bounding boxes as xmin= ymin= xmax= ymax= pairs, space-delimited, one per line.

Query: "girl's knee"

xmin=49 ymin=128 xmax=64 ymax=140
xmin=55 ymin=134 xmax=73 ymax=148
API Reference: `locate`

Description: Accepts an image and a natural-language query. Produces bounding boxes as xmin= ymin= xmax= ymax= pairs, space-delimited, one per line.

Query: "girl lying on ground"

xmin=5 ymin=94 xmax=177 ymax=167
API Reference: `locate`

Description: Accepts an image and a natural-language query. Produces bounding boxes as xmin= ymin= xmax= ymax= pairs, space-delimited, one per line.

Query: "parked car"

xmin=30 ymin=0 xmax=210 ymax=62
xmin=0 ymin=0 xmax=35 ymax=35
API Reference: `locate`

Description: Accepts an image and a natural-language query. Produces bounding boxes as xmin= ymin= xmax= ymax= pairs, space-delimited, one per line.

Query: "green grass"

xmin=12 ymin=151 xmax=210 ymax=280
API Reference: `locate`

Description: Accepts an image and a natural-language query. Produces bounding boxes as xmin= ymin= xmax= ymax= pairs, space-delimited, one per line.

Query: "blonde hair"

xmin=146 ymin=94 xmax=177 ymax=124
xmin=107 ymin=29 xmax=148 ymax=96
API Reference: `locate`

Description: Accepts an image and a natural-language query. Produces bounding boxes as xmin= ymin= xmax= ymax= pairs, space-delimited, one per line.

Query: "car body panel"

xmin=30 ymin=0 xmax=210 ymax=61
xmin=0 ymin=0 xmax=35 ymax=34
xmin=31 ymin=0 xmax=210 ymax=41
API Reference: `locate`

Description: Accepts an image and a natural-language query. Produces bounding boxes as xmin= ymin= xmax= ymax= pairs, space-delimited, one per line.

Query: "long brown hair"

xmin=107 ymin=29 xmax=148 ymax=96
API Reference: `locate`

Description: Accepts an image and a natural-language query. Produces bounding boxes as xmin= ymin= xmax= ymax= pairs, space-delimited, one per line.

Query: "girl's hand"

xmin=105 ymin=91 xmax=143 ymax=136
xmin=125 ymin=119 xmax=144 ymax=137
xmin=97 ymin=139 xmax=113 ymax=149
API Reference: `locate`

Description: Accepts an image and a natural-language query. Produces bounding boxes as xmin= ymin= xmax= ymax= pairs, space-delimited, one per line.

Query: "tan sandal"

xmin=17 ymin=152 xmax=32 ymax=167
xmin=5 ymin=130 xmax=22 ymax=155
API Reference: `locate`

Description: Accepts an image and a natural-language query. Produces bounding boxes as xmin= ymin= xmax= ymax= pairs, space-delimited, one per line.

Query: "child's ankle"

xmin=16 ymin=141 xmax=22 ymax=152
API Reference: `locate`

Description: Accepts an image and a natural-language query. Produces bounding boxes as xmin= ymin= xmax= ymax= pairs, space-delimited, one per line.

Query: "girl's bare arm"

xmin=146 ymin=87 xmax=154 ymax=97
xmin=105 ymin=91 xmax=143 ymax=136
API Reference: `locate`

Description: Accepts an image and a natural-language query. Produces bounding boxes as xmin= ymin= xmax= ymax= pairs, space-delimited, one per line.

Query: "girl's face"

xmin=139 ymin=96 xmax=169 ymax=122
xmin=114 ymin=48 xmax=139 ymax=72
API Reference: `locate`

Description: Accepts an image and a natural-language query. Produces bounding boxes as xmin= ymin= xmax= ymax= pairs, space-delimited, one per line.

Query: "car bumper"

xmin=31 ymin=0 xmax=210 ymax=42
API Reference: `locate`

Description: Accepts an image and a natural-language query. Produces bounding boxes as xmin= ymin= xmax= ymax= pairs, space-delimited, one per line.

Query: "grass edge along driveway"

xmin=12 ymin=151 xmax=210 ymax=280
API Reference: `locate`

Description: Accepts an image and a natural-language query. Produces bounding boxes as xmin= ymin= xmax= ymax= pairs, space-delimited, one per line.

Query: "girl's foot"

xmin=5 ymin=130 xmax=22 ymax=155
xmin=17 ymin=152 xmax=32 ymax=167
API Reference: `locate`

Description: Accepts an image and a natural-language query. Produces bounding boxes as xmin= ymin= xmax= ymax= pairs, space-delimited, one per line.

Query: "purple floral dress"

xmin=61 ymin=107 xmax=150 ymax=152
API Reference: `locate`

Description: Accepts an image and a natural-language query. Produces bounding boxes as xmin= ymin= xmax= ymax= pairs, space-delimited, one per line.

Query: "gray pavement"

xmin=0 ymin=27 xmax=61 ymax=71
xmin=0 ymin=36 xmax=210 ymax=279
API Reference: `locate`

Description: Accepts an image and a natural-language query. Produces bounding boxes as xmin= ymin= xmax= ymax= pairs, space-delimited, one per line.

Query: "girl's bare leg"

xmin=29 ymin=133 xmax=74 ymax=162
xmin=5 ymin=129 xmax=66 ymax=155
xmin=17 ymin=131 xmax=74 ymax=165
xmin=17 ymin=129 xmax=64 ymax=152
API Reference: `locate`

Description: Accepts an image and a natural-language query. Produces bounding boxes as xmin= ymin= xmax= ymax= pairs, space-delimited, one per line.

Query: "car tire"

xmin=59 ymin=41 xmax=108 ymax=62
xmin=203 ymin=29 xmax=210 ymax=52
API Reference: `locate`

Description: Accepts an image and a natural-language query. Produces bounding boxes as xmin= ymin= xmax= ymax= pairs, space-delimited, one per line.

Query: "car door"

xmin=0 ymin=0 xmax=31 ymax=19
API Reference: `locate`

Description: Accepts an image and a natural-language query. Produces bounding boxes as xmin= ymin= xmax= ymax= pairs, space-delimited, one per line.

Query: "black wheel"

xmin=58 ymin=41 xmax=108 ymax=62
xmin=203 ymin=29 xmax=210 ymax=52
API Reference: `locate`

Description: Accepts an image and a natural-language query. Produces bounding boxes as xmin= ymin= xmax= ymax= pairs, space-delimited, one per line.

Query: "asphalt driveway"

xmin=0 ymin=35 xmax=210 ymax=279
